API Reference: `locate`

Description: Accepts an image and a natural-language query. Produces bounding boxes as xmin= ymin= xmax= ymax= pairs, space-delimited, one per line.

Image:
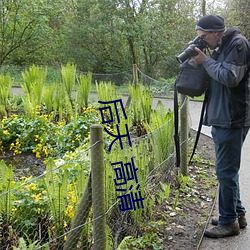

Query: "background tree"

xmin=220 ymin=0 xmax=250 ymax=39
xmin=0 ymin=0 xmax=235 ymax=80
xmin=65 ymin=0 xmax=200 ymax=78
xmin=64 ymin=0 xmax=130 ymax=73
xmin=0 ymin=0 xmax=49 ymax=65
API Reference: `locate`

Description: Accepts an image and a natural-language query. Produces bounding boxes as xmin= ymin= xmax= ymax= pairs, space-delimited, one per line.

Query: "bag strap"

xmin=189 ymin=91 xmax=208 ymax=164
xmin=174 ymin=80 xmax=208 ymax=167
xmin=174 ymin=80 xmax=180 ymax=168
xmin=174 ymin=48 xmax=210 ymax=167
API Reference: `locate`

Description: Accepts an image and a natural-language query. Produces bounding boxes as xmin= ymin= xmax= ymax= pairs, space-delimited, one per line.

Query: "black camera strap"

xmin=189 ymin=91 xmax=208 ymax=164
xmin=174 ymin=85 xmax=208 ymax=168
xmin=174 ymin=82 xmax=181 ymax=168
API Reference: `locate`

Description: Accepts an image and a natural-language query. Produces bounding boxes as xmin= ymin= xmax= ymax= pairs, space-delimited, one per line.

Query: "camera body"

xmin=176 ymin=36 xmax=208 ymax=63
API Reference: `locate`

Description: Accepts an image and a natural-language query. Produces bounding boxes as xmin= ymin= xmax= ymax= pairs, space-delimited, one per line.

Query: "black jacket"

xmin=203 ymin=26 xmax=250 ymax=128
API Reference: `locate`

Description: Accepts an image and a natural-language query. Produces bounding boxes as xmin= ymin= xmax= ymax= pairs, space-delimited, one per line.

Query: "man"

xmin=192 ymin=15 xmax=250 ymax=238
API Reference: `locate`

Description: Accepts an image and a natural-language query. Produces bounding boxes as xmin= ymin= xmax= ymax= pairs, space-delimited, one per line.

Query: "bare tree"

xmin=0 ymin=0 xmax=48 ymax=65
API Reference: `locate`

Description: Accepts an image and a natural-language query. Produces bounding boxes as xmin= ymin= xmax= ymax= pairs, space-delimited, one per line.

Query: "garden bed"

xmin=0 ymin=129 xmax=217 ymax=250
xmin=109 ymin=130 xmax=217 ymax=250
xmin=161 ymin=131 xmax=217 ymax=250
xmin=0 ymin=152 xmax=45 ymax=180
xmin=0 ymin=65 xmax=217 ymax=249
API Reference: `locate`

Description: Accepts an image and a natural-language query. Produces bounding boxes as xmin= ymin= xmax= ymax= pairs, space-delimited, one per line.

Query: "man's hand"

xmin=192 ymin=47 xmax=207 ymax=64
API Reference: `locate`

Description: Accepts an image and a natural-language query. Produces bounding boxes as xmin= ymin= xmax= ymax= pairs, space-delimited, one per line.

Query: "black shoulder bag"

xmin=174 ymin=58 xmax=210 ymax=168
xmin=175 ymin=58 xmax=208 ymax=97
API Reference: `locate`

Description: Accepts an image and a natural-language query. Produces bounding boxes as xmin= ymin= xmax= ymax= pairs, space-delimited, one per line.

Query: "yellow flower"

xmin=21 ymin=176 xmax=32 ymax=181
xmin=12 ymin=207 xmax=17 ymax=212
xmin=71 ymin=195 xmax=76 ymax=204
xmin=32 ymin=193 xmax=42 ymax=201
xmin=14 ymin=149 xmax=22 ymax=155
xmin=42 ymin=147 xmax=49 ymax=157
xmin=3 ymin=130 xmax=9 ymax=135
xmin=65 ymin=205 xmax=74 ymax=218
xmin=26 ymin=183 xmax=37 ymax=191
xmin=36 ymin=152 xmax=41 ymax=159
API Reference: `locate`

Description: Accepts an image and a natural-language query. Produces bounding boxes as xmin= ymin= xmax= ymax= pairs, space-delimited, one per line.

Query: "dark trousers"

xmin=211 ymin=126 xmax=249 ymax=225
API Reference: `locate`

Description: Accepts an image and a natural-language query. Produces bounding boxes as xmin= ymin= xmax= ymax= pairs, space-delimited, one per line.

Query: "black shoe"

xmin=211 ymin=214 xmax=247 ymax=229
xmin=204 ymin=222 xmax=240 ymax=238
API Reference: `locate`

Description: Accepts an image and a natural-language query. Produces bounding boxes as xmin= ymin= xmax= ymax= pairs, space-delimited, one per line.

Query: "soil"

xmin=114 ymin=130 xmax=217 ymax=250
xmin=0 ymin=152 xmax=45 ymax=180
xmin=159 ymin=130 xmax=217 ymax=250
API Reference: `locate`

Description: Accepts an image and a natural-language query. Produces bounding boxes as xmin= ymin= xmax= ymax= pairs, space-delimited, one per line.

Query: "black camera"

xmin=176 ymin=36 xmax=208 ymax=63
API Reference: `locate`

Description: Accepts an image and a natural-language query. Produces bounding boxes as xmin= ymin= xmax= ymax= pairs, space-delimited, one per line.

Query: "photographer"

xmin=192 ymin=15 xmax=250 ymax=238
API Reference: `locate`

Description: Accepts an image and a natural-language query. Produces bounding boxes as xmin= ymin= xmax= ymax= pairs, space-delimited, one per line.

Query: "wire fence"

xmin=0 ymin=66 xmax=190 ymax=249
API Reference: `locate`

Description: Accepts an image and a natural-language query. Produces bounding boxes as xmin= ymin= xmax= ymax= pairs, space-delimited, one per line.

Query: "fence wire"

xmin=0 ymin=67 xmax=190 ymax=249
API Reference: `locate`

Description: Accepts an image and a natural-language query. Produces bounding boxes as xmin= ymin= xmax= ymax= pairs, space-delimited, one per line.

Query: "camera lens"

xmin=176 ymin=37 xmax=208 ymax=63
xmin=176 ymin=45 xmax=198 ymax=63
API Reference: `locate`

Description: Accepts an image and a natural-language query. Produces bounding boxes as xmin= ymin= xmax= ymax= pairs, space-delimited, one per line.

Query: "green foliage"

xmin=117 ymin=233 xmax=163 ymax=250
xmin=0 ymin=115 xmax=56 ymax=156
xmin=145 ymin=100 xmax=174 ymax=163
xmin=17 ymin=64 xmax=92 ymax=122
xmin=21 ymin=65 xmax=47 ymax=118
xmin=61 ymin=63 xmax=76 ymax=101
xmin=55 ymin=114 xmax=98 ymax=153
xmin=0 ymin=0 xmax=228 ymax=77
xmin=129 ymin=84 xmax=153 ymax=125
xmin=13 ymin=235 xmax=46 ymax=250
xmin=0 ymin=151 xmax=91 ymax=248
xmin=172 ymin=190 xmax=180 ymax=210
xmin=43 ymin=159 xmax=69 ymax=230
xmin=0 ymin=0 xmax=52 ymax=65
xmin=150 ymin=77 xmax=175 ymax=97
xmin=0 ymin=73 xmax=12 ymax=116
xmin=0 ymin=109 xmax=99 ymax=158
xmin=5 ymin=63 xmax=88 ymax=122
xmin=178 ymin=172 xmax=192 ymax=189
xmin=42 ymin=156 xmax=91 ymax=247
xmin=0 ymin=161 xmax=14 ymax=222
xmin=158 ymin=182 xmax=171 ymax=202
xmin=96 ymin=81 xmax=123 ymax=128
xmin=76 ymin=72 xmax=92 ymax=111
xmin=43 ymin=85 xmax=56 ymax=113
xmin=52 ymin=82 xmax=67 ymax=121
xmin=96 ymin=81 xmax=119 ymax=102
xmin=0 ymin=72 xmax=179 ymax=248
xmin=0 ymin=65 xmax=25 ymax=85
xmin=12 ymin=176 xmax=49 ymax=240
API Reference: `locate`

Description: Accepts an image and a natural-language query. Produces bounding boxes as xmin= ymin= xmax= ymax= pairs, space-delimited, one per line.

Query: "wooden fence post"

xmin=63 ymin=175 xmax=92 ymax=250
xmin=133 ymin=63 xmax=138 ymax=86
xmin=91 ymin=124 xmax=106 ymax=250
xmin=126 ymin=64 xmax=138 ymax=108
